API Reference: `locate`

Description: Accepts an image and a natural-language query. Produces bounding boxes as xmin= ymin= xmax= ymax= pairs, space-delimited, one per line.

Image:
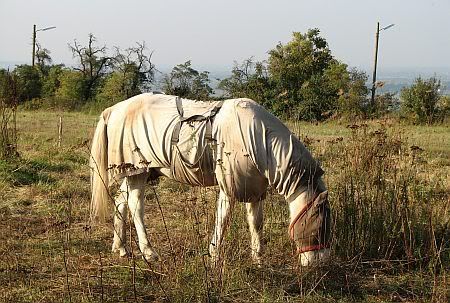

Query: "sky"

xmin=1 ymin=0 xmax=449 ymax=74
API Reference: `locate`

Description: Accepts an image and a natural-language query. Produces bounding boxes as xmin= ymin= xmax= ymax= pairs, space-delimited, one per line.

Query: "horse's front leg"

xmin=112 ymin=179 xmax=129 ymax=257
xmin=209 ymin=190 xmax=234 ymax=264
xmin=127 ymin=174 xmax=160 ymax=261
xmin=245 ymin=200 xmax=264 ymax=266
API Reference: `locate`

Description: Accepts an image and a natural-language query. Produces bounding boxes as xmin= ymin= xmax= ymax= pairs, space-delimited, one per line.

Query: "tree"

xmin=35 ymin=43 xmax=52 ymax=76
xmin=69 ymin=33 xmax=111 ymax=102
xmin=13 ymin=65 xmax=42 ymax=103
xmin=55 ymin=69 xmax=85 ymax=107
xmin=41 ymin=64 xmax=65 ymax=98
xmin=219 ymin=30 xmax=368 ymax=121
xmin=218 ymin=58 xmax=274 ymax=108
xmin=335 ymin=66 xmax=370 ymax=118
xmin=267 ymin=29 xmax=335 ymax=120
xmin=267 ymin=30 xmax=340 ymax=120
xmin=95 ymin=72 xmax=129 ymax=108
xmin=400 ymin=77 xmax=441 ymax=124
xmin=111 ymin=42 xmax=155 ymax=98
xmin=162 ymin=61 xmax=212 ymax=99
xmin=297 ymin=73 xmax=335 ymax=121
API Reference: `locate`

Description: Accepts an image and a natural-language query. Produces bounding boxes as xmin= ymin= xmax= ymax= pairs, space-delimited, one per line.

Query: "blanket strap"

xmin=175 ymin=95 xmax=184 ymax=117
xmin=171 ymin=97 xmax=223 ymax=145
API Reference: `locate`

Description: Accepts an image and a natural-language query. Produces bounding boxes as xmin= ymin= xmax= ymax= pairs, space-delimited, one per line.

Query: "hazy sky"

xmin=1 ymin=0 xmax=449 ymax=72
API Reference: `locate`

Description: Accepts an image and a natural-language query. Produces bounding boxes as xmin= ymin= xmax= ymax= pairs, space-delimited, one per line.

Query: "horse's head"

xmin=289 ymin=188 xmax=331 ymax=266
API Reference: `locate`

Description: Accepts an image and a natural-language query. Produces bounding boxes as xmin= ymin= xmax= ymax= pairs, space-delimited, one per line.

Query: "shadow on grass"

xmin=0 ymin=158 xmax=71 ymax=186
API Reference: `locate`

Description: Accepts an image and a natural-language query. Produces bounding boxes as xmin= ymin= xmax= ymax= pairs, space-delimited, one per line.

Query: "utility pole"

xmin=31 ymin=24 xmax=56 ymax=67
xmin=32 ymin=24 xmax=36 ymax=67
xmin=370 ymin=22 xmax=380 ymax=112
xmin=370 ymin=22 xmax=394 ymax=114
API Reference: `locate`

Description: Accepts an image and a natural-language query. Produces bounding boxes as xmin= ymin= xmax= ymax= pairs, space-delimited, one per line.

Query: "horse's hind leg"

xmin=127 ymin=173 xmax=160 ymax=261
xmin=112 ymin=179 xmax=129 ymax=257
xmin=245 ymin=200 xmax=264 ymax=266
xmin=209 ymin=190 xmax=235 ymax=264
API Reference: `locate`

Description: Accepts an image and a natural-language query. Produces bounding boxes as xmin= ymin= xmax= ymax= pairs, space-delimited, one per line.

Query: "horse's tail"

xmin=90 ymin=113 xmax=110 ymax=223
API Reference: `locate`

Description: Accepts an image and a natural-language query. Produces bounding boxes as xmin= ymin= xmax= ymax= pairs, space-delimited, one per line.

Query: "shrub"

xmin=400 ymin=77 xmax=441 ymax=124
xmin=55 ymin=70 xmax=85 ymax=109
xmin=436 ymin=95 xmax=450 ymax=123
xmin=13 ymin=64 xmax=42 ymax=103
xmin=0 ymin=69 xmax=19 ymax=159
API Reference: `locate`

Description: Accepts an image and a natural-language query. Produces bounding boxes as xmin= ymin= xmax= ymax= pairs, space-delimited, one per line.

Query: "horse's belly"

xmin=215 ymin=151 xmax=268 ymax=202
xmin=171 ymin=145 xmax=217 ymax=186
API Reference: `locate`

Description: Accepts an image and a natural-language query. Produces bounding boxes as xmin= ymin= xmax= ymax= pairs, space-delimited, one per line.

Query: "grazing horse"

xmin=90 ymin=93 xmax=330 ymax=266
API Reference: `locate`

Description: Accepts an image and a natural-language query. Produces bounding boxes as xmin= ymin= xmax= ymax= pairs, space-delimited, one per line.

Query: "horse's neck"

xmin=289 ymin=189 xmax=311 ymax=223
xmin=287 ymin=179 xmax=325 ymax=223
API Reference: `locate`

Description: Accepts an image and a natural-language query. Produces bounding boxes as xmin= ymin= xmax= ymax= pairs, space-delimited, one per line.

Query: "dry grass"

xmin=0 ymin=110 xmax=448 ymax=302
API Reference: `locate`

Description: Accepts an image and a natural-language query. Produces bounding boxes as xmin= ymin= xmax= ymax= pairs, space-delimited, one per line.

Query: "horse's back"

xmin=99 ymin=94 xmax=322 ymax=200
xmin=214 ymin=98 xmax=323 ymax=201
xmin=102 ymin=93 xmax=223 ymax=186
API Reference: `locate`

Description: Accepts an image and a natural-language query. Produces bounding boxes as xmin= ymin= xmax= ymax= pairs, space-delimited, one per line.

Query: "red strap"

xmin=288 ymin=198 xmax=315 ymax=240
xmin=296 ymin=243 xmax=329 ymax=254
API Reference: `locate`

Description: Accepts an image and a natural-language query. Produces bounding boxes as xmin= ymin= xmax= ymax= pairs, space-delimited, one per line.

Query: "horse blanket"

xmin=101 ymin=93 xmax=323 ymax=202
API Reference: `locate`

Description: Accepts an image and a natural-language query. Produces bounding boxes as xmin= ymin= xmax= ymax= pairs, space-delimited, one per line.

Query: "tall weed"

xmin=314 ymin=123 xmax=449 ymax=268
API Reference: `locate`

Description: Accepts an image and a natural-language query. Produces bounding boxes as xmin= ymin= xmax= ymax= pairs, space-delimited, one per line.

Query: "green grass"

xmin=0 ymin=110 xmax=448 ymax=302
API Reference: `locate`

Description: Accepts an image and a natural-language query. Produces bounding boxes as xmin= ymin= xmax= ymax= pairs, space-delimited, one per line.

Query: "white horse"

xmin=90 ymin=93 xmax=330 ymax=266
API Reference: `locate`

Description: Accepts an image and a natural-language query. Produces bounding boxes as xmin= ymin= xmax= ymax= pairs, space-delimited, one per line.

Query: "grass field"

xmin=0 ymin=110 xmax=448 ymax=302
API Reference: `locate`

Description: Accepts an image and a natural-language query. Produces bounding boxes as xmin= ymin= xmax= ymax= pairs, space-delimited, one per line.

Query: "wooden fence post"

xmin=58 ymin=116 xmax=63 ymax=147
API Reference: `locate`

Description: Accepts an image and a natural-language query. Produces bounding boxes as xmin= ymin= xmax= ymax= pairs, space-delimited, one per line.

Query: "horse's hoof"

xmin=142 ymin=248 xmax=160 ymax=262
xmin=112 ymin=246 xmax=127 ymax=257
xmin=252 ymin=258 xmax=263 ymax=268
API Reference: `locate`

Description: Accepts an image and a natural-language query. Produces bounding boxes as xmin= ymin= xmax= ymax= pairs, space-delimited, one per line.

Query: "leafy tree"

xmin=267 ymin=29 xmax=334 ymax=119
xmin=297 ymin=73 xmax=334 ymax=121
xmin=12 ymin=65 xmax=42 ymax=102
xmin=400 ymin=77 xmax=441 ymax=124
xmin=218 ymin=58 xmax=274 ymax=108
xmin=95 ymin=72 xmax=129 ymax=107
xmin=336 ymin=67 xmax=370 ymax=118
xmin=294 ymin=61 xmax=358 ymax=121
xmin=41 ymin=64 xmax=65 ymax=98
xmin=69 ymin=34 xmax=111 ymax=102
xmin=111 ymin=42 xmax=155 ymax=99
xmin=55 ymin=69 xmax=85 ymax=107
xmin=219 ymin=30 xmax=371 ymax=121
xmin=162 ymin=61 xmax=212 ymax=99
xmin=220 ymin=31 xmax=370 ymax=121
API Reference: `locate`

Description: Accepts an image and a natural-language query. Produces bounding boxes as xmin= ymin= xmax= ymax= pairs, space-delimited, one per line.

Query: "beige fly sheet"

xmin=102 ymin=93 xmax=222 ymax=186
xmin=213 ymin=98 xmax=323 ymax=202
xmin=100 ymin=93 xmax=323 ymax=202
